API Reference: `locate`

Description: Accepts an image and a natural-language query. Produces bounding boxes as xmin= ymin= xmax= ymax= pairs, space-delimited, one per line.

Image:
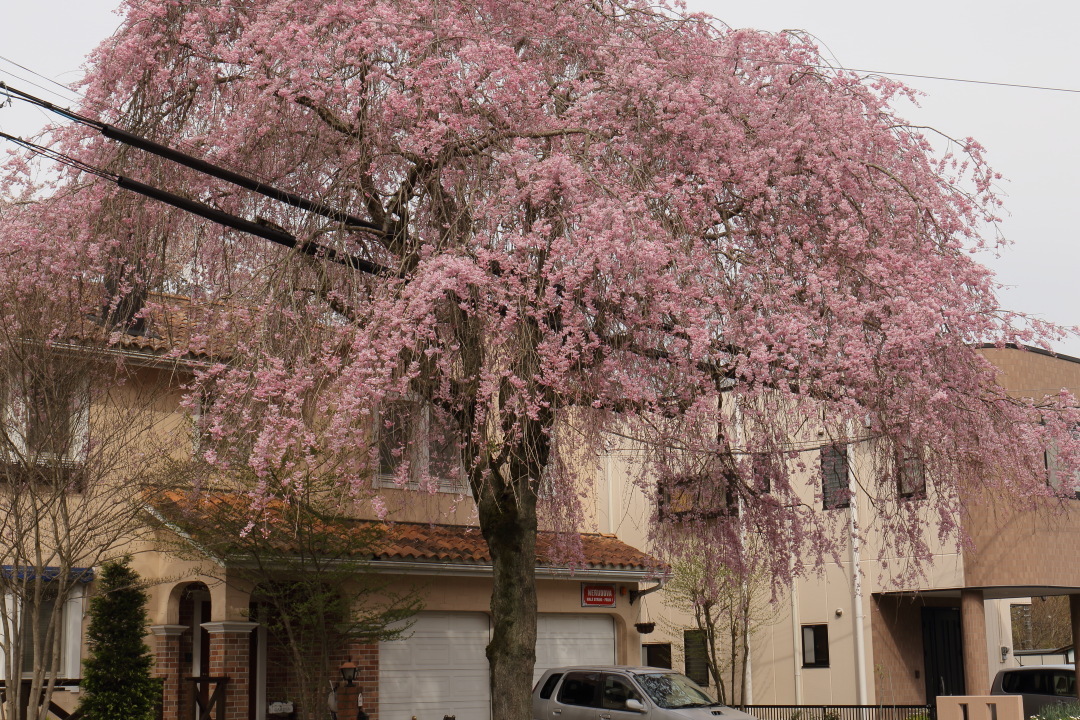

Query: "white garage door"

xmin=379 ymin=611 xmax=616 ymax=719
xmin=379 ymin=612 xmax=490 ymax=720
xmin=534 ymin=613 xmax=617 ymax=684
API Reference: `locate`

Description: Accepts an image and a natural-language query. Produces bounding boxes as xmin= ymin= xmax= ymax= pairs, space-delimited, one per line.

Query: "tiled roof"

xmin=58 ymin=292 xmax=230 ymax=362
xmin=106 ymin=293 xmax=230 ymax=360
xmin=376 ymin=521 xmax=656 ymax=571
xmin=152 ymin=491 xmax=656 ymax=572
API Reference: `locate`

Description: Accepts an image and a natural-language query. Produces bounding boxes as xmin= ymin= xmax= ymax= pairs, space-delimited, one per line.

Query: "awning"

xmin=1 ymin=566 xmax=95 ymax=583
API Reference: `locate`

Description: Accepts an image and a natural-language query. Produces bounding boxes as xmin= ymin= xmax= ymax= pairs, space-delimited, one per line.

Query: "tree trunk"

xmin=477 ymin=473 xmax=538 ymax=720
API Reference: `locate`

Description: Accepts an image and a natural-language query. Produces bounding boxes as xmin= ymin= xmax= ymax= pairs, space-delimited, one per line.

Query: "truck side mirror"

xmin=625 ymin=698 xmax=645 ymax=712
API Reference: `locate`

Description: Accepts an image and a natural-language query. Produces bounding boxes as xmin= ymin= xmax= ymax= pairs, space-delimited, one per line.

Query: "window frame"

xmin=1 ymin=371 xmax=89 ymax=465
xmin=801 ymin=623 xmax=830 ymax=668
xmin=820 ymin=444 xmax=850 ymax=510
xmin=1 ymin=583 xmax=85 ymax=680
xmin=750 ymin=453 xmax=776 ymax=495
xmin=896 ymin=445 xmax=927 ymax=499
xmin=375 ymin=397 xmax=469 ymax=495
xmin=643 ymin=642 xmax=673 ymax=669
xmin=657 ymin=473 xmax=739 ymax=522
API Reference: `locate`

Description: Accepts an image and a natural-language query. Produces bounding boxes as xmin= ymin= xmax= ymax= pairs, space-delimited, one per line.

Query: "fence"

xmin=737 ymin=705 xmax=935 ymax=720
xmin=0 ymin=681 xmax=84 ymax=720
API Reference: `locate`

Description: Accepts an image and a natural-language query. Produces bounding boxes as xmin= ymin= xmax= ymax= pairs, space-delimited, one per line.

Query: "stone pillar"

xmin=202 ymin=621 xmax=258 ymax=720
xmin=1070 ymin=595 xmax=1080 ymax=696
xmin=961 ymin=589 xmax=989 ymax=695
xmin=150 ymin=625 xmax=188 ymax=720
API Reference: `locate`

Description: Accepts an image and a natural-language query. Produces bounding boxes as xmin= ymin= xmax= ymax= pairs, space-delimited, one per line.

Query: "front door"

xmin=922 ymin=606 xmax=965 ymax=704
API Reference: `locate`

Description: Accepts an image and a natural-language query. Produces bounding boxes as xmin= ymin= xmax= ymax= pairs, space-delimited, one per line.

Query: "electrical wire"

xmin=0 ymin=62 xmax=391 ymax=240
xmin=1 ymin=81 xmax=386 ymax=235
xmin=0 ymin=54 xmax=83 ymax=105
xmin=116 ymin=0 xmax=1080 ymax=95
xmin=0 ymin=130 xmax=116 ymax=180
xmin=0 ymin=129 xmax=396 ymax=277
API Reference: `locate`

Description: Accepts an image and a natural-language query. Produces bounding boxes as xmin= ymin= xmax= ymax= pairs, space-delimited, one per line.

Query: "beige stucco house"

xmin=0 ymin=304 xmax=660 ymax=720
xmin=594 ymin=345 xmax=1080 ymax=710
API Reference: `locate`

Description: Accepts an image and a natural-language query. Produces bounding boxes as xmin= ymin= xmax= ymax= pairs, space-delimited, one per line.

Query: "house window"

xmin=820 ymin=444 xmax=849 ymax=509
xmin=683 ymin=629 xmax=710 ymax=686
xmin=20 ymin=587 xmax=60 ymax=674
xmin=1 ymin=369 xmax=87 ymax=488
xmin=751 ymin=453 xmax=776 ymax=494
xmin=1044 ymin=445 xmax=1080 ymax=498
xmin=896 ymin=446 xmax=926 ymax=498
xmin=801 ymin=624 xmax=830 ymax=668
xmin=643 ymin=643 xmax=672 ymax=669
xmin=657 ymin=473 xmax=739 ymax=522
xmin=0 ymin=580 xmax=86 ymax=680
xmin=377 ymin=398 xmax=468 ymax=494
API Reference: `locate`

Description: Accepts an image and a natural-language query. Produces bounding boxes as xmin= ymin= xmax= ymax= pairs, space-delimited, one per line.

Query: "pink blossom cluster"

xmin=0 ymin=0 xmax=1077 ymax=591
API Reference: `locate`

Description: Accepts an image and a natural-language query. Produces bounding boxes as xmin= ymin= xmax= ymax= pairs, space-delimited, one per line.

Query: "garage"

xmin=379 ymin=611 xmax=491 ymax=720
xmin=534 ymin=613 xmax=617 ymax=682
xmin=379 ymin=611 xmax=616 ymax=719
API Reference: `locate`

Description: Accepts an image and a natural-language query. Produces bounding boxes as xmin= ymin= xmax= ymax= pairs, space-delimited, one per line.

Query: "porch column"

xmin=960 ymin=589 xmax=989 ymax=695
xmin=202 ymin=621 xmax=258 ymax=720
xmin=150 ymin=625 xmax=188 ymax=720
xmin=1070 ymin=595 xmax=1080 ymax=696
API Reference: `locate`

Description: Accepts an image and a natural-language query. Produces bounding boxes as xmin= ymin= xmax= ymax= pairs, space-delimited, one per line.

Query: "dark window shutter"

xmin=683 ymin=629 xmax=709 ymax=686
xmin=820 ymin=444 xmax=849 ymax=509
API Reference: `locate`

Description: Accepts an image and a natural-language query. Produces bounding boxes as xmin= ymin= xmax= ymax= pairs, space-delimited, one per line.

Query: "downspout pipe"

xmin=846 ymin=434 xmax=869 ymax=706
xmin=629 ymin=578 xmax=667 ymax=605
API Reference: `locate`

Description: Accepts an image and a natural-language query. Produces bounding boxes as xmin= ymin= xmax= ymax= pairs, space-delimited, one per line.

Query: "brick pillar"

xmin=202 ymin=621 xmax=258 ymax=720
xmin=150 ymin=625 xmax=188 ymax=720
xmin=961 ymin=589 xmax=989 ymax=695
xmin=337 ymin=685 xmax=362 ymax=720
xmin=350 ymin=642 xmax=379 ymax=720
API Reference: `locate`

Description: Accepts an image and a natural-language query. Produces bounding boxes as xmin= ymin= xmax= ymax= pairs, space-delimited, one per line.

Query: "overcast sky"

xmin=2 ymin=0 xmax=1077 ymax=355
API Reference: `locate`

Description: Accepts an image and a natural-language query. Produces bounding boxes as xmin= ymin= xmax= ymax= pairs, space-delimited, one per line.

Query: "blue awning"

xmin=1 ymin=566 xmax=95 ymax=583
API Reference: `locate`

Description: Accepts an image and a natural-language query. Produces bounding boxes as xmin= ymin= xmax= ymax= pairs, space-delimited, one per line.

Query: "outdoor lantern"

xmin=339 ymin=660 xmax=358 ymax=686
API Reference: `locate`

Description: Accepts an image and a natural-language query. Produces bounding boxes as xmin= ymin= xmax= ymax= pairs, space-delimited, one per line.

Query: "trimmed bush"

xmin=78 ymin=559 xmax=161 ymax=720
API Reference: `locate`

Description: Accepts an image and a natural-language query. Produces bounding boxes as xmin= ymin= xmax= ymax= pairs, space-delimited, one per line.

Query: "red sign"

xmin=581 ymin=583 xmax=616 ymax=608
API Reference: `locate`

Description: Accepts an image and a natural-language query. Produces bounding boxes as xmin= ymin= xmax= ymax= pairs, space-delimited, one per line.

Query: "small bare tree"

xmin=154 ymin=466 xmax=423 ymax=720
xmin=1012 ymin=596 xmax=1073 ymax=652
xmin=0 ymin=270 xmax=186 ymax=720
xmin=662 ymin=549 xmax=779 ymax=705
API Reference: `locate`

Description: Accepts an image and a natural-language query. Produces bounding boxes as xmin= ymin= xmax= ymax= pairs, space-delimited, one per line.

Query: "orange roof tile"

xmin=151 ymin=491 xmax=656 ymax=572
xmin=376 ymin=521 xmax=656 ymax=571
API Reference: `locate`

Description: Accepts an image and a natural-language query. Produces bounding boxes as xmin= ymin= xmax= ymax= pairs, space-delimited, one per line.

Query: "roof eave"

xmin=367 ymin=558 xmax=655 ymax=582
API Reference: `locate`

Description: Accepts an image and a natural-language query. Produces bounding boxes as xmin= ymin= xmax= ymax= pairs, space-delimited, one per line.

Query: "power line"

xmin=817 ymin=69 xmax=1080 ymax=95
xmin=114 ymin=0 xmax=1080 ymax=95
xmin=0 ymin=127 xmax=396 ymax=277
xmin=0 ymin=55 xmax=82 ymax=104
xmin=2 ymin=81 xmax=389 ymax=232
